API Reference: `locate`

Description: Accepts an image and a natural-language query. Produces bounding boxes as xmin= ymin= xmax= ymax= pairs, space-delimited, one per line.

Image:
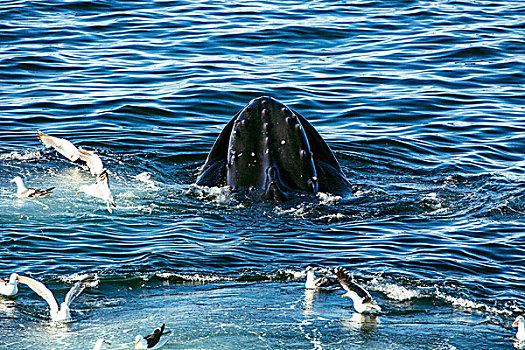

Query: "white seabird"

xmin=135 ymin=323 xmax=171 ymax=349
xmin=77 ymin=169 xmax=116 ymax=213
xmin=305 ymin=266 xmax=337 ymax=290
xmin=78 ymin=148 xmax=104 ymax=176
xmin=16 ymin=274 xmax=95 ymax=321
xmin=37 ymin=130 xmax=116 ymax=211
xmin=335 ymin=267 xmax=381 ymax=314
xmin=37 ymin=130 xmax=81 ymax=162
xmin=37 ymin=130 xmax=104 ymax=176
xmin=514 ymin=315 xmax=525 ymax=341
xmin=0 ymin=273 xmax=19 ymax=297
xmin=93 ymin=339 xmax=111 ymax=350
xmin=11 ymin=176 xmax=54 ymax=198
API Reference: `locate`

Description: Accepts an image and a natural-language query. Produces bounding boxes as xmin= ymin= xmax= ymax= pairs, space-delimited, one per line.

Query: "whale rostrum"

xmin=196 ymin=96 xmax=351 ymax=201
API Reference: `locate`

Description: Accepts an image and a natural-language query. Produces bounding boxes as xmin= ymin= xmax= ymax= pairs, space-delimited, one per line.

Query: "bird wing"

xmin=335 ymin=267 xmax=353 ymax=292
xmin=335 ymin=267 xmax=373 ymax=303
xmin=37 ymin=130 xmax=80 ymax=162
xmin=316 ymin=275 xmax=338 ymax=288
xmin=29 ymin=187 xmax=55 ymax=198
xmin=16 ymin=275 xmax=59 ymax=312
xmin=97 ymin=170 xmax=116 ymax=207
xmin=21 ymin=188 xmax=37 ymax=197
xmin=151 ymin=334 xmax=170 ymax=349
xmin=64 ymin=274 xmax=95 ymax=307
xmin=78 ymin=148 xmax=104 ymax=176
xmin=145 ymin=323 xmax=165 ymax=348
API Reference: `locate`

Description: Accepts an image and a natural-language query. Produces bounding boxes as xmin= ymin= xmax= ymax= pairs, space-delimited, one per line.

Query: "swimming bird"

xmin=93 ymin=339 xmax=111 ymax=350
xmin=77 ymin=170 xmax=116 ymax=213
xmin=0 ymin=273 xmax=19 ymax=297
xmin=37 ymin=130 xmax=104 ymax=176
xmin=335 ymin=267 xmax=381 ymax=314
xmin=514 ymin=315 xmax=525 ymax=341
xmin=305 ymin=266 xmax=337 ymax=290
xmin=135 ymin=323 xmax=170 ymax=349
xmin=16 ymin=274 xmax=95 ymax=321
xmin=10 ymin=176 xmax=54 ymax=198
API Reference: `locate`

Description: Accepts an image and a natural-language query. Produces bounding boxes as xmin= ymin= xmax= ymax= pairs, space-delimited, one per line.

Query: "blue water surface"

xmin=1 ymin=1 xmax=525 ymax=349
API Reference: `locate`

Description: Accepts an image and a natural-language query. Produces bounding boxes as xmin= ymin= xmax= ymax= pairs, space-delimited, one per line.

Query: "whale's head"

xmin=196 ymin=96 xmax=351 ymax=201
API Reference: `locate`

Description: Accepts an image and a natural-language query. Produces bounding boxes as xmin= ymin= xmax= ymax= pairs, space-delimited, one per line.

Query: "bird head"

xmin=76 ymin=186 xmax=87 ymax=195
xmin=10 ymin=176 xmax=21 ymax=184
xmin=514 ymin=316 xmax=524 ymax=327
xmin=95 ymin=339 xmax=111 ymax=349
xmin=134 ymin=335 xmax=146 ymax=349
xmin=305 ymin=267 xmax=315 ymax=281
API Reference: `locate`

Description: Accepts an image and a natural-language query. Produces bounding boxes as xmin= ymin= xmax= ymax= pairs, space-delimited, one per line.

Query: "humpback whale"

xmin=196 ymin=96 xmax=351 ymax=201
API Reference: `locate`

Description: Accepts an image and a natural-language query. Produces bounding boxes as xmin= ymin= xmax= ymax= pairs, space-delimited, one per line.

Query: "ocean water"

xmin=1 ymin=0 xmax=525 ymax=349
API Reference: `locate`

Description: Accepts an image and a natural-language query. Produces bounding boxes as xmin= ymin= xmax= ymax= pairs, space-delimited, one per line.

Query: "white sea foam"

xmin=187 ymin=184 xmax=238 ymax=206
xmin=421 ymin=192 xmax=449 ymax=215
xmin=134 ymin=172 xmax=160 ymax=190
xmin=155 ymin=272 xmax=233 ymax=283
xmin=318 ymin=213 xmax=345 ymax=222
xmin=272 ymin=268 xmax=305 ymax=281
xmin=0 ymin=150 xmax=41 ymax=161
xmin=369 ymin=277 xmax=421 ymax=301
xmin=118 ymin=191 xmax=140 ymax=199
xmin=316 ymin=192 xmax=341 ymax=205
xmin=59 ymin=272 xmax=99 ymax=288
xmin=435 ymin=285 xmax=512 ymax=316
xmin=274 ymin=204 xmax=309 ymax=218
xmin=156 ymin=268 xmax=304 ymax=284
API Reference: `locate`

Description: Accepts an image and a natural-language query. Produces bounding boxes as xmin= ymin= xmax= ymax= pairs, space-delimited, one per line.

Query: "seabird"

xmin=305 ymin=266 xmax=337 ymax=290
xmin=37 ymin=130 xmax=116 ymax=211
xmin=0 ymin=273 xmax=19 ymax=297
xmin=135 ymin=323 xmax=171 ymax=349
xmin=93 ymin=339 xmax=111 ymax=350
xmin=335 ymin=267 xmax=381 ymax=314
xmin=10 ymin=176 xmax=54 ymax=198
xmin=78 ymin=148 xmax=104 ymax=176
xmin=77 ymin=169 xmax=116 ymax=213
xmin=37 ymin=130 xmax=104 ymax=176
xmin=16 ymin=274 xmax=95 ymax=321
xmin=514 ymin=315 xmax=525 ymax=341
xmin=37 ymin=130 xmax=81 ymax=162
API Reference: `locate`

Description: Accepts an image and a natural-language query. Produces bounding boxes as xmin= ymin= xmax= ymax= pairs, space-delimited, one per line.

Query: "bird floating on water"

xmin=11 ymin=176 xmax=54 ymax=198
xmin=135 ymin=323 xmax=171 ymax=349
xmin=16 ymin=274 xmax=95 ymax=321
xmin=0 ymin=273 xmax=19 ymax=297
xmin=514 ymin=315 xmax=525 ymax=342
xmin=77 ymin=170 xmax=117 ymax=213
xmin=93 ymin=339 xmax=111 ymax=350
xmin=335 ymin=267 xmax=381 ymax=314
xmin=305 ymin=266 xmax=337 ymax=290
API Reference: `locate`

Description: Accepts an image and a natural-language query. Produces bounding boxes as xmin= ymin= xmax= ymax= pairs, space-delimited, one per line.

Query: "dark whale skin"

xmin=196 ymin=96 xmax=351 ymax=201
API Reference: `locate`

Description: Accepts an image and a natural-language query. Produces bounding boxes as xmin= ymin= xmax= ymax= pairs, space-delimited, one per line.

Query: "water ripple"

xmin=1 ymin=1 xmax=525 ymax=347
